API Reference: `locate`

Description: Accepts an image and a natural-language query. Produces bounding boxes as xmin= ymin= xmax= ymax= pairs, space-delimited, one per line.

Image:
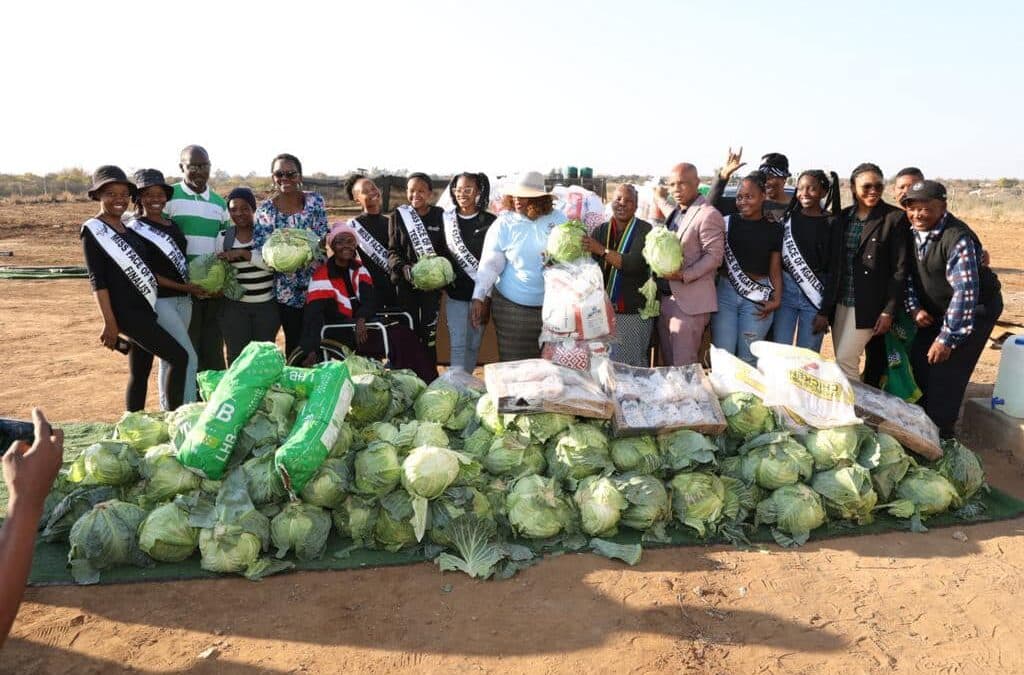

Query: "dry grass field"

xmin=1 ymin=197 xmax=1023 ymax=674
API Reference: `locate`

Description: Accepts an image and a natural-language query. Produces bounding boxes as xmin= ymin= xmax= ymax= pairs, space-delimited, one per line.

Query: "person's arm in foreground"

xmin=0 ymin=408 xmax=63 ymax=647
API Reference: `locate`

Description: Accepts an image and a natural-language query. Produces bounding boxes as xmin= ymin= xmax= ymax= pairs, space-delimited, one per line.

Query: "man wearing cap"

xmin=653 ymin=163 xmax=725 ymax=366
xmin=903 ymin=180 xmax=1002 ymax=438
xmin=164 ymin=145 xmax=231 ymax=372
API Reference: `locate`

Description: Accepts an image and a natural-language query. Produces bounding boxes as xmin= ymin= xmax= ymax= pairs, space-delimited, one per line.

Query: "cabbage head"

xmin=756 ymin=484 xmax=827 ymax=544
xmin=138 ymin=502 xmax=199 ymax=562
xmin=476 ymin=394 xmax=511 ymax=434
xmin=349 ymin=374 xmax=393 ymax=426
xmin=462 ymin=427 xmax=494 ymax=459
xmin=608 ymin=437 xmax=660 ymax=475
xmin=668 ymin=472 xmax=726 ymax=537
xmin=360 ymin=421 xmax=400 ymax=447
xmin=40 ymin=486 xmax=118 ymax=544
xmin=242 ymin=454 xmax=287 ymax=505
xmin=354 ymin=442 xmax=402 ymax=496
xmin=804 ymin=426 xmax=860 ymax=470
xmin=300 ymin=457 xmax=352 ymax=509
xmin=68 ymin=500 xmax=151 ymax=584
xmin=410 ymin=421 xmax=450 ymax=450
xmin=810 ymin=465 xmax=878 ymax=524
xmin=139 ymin=444 xmax=202 ymax=505
xmin=935 ymin=439 xmax=985 ymax=505
xmin=642 ymin=225 xmax=684 ymax=276
xmin=331 ymin=494 xmax=379 ymax=546
xmin=328 ymin=422 xmax=355 ymax=458
xmin=414 ymin=382 xmax=461 ymax=424
xmin=507 ymin=475 xmax=578 ymax=539
xmin=857 ymin=430 xmax=912 ymax=501
xmin=513 ymin=412 xmax=575 ymax=443
xmin=389 ymin=369 xmax=428 ymax=402
xmin=721 ymin=392 xmax=775 ymax=440
xmin=613 ymin=474 xmax=672 ymax=531
xmin=115 ymin=411 xmax=169 ymax=451
xmin=402 ymin=446 xmax=464 ymax=499
xmin=545 ymin=219 xmax=587 ymax=263
xmin=271 ymin=502 xmax=332 ymax=560
xmin=199 ymin=523 xmax=264 ymax=574
xmin=189 ymin=253 xmax=230 ymax=292
xmin=483 ymin=434 xmax=545 ymax=478
xmin=658 ymin=430 xmax=716 ymax=472
xmin=428 ymin=487 xmax=495 ymax=548
xmin=721 ymin=475 xmax=762 ymax=524
xmin=891 ymin=467 xmax=959 ymax=517
xmin=574 ymin=475 xmax=627 ymax=537
xmin=739 ymin=433 xmax=813 ymax=490
xmin=262 ymin=228 xmax=319 ymax=273
xmin=373 ymin=490 xmax=418 ymax=551
xmin=411 ymin=254 xmax=456 ymax=291
xmin=546 ymin=423 xmax=612 ymax=484
xmin=67 ymin=441 xmax=138 ymax=487
xmin=444 ymin=392 xmax=480 ymax=431
xmin=167 ymin=402 xmax=206 ymax=450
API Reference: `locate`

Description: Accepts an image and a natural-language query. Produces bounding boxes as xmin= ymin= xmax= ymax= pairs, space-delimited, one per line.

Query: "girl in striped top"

xmin=216 ymin=187 xmax=281 ymax=364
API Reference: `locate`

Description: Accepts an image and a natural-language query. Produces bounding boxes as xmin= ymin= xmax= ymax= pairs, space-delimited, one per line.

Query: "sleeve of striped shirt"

xmin=938 ymin=236 xmax=980 ymax=348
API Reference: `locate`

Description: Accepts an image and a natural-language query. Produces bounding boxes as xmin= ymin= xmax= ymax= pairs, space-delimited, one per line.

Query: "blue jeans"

xmin=446 ymin=298 xmax=483 ymax=372
xmin=772 ymin=272 xmax=824 ymax=352
xmin=155 ymin=296 xmax=197 ymax=409
xmin=711 ymin=276 xmax=773 ymax=366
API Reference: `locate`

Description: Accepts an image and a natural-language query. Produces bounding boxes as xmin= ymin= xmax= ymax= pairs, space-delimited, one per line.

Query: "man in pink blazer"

xmin=655 ymin=163 xmax=726 ymax=365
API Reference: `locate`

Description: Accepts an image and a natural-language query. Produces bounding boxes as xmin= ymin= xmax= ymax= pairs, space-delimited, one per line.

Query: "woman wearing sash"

xmin=344 ymin=174 xmax=397 ymax=308
xmin=216 ymin=188 xmax=279 ymax=365
xmin=127 ymin=169 xmax=203 ymax=408
xmin=80 ymin=166 xmax=189 ymax=411
xmin=253 ymin=153 xmax=330 ymax=357
xmin=443 ymin=172 xmax=496 ymax=372
xmin=710 ymin=173 xmax=783 ymax=365
xmin=388 ymin=172 xmax=448 ymax=370
xmin=772 ymin=170 xmax=839 ymax=351
xmin=583 ymin=184 xmax=654 ymax=367
xmin=816 ymin=163 xmax=909 ymax=382
xmin=471 ymin=171 xmax=568 ymax=361
xmin=298 ymin=224 xmax=436 ymax=382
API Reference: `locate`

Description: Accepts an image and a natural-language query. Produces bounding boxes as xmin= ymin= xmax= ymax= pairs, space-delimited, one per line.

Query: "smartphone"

xmin=0 ymin=418 xmax=36 ymax=456
xmin=114 ymin=337 xmax=132 ymax=354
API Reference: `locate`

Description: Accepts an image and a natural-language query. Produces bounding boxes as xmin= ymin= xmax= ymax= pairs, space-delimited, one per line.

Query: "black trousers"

xmin=122 ymin=311 xmax=189 ymax=412
xmin=909 ymin=299 xmax=1002 ymax=438
xmin=862 ymin=334 xmax=887 ymax=387
xmin=397 ymin=287 xmax=440 ymax=368
xmin=188 ymin=297 xmax=225 ymax=372
xmin=279 ymin=303 xmax=305 ymax=359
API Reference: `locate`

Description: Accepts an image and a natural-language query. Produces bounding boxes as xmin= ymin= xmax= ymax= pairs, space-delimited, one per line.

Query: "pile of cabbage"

xmin=38 ymin=355 xmax=989 ymax=584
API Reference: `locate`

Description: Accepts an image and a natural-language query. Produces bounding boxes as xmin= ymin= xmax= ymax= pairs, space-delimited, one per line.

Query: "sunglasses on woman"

xmin=274 ymin=170 xmax=299 ymax=179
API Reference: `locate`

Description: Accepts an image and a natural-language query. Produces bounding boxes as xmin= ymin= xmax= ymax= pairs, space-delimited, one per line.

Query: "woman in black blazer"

xmin=815 ymin=163 xmax=909 ymax=381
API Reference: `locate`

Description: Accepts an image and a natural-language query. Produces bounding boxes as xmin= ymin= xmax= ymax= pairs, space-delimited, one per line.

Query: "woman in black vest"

xmin=902 ymin=180 xmax=1002 ymax=438
xmin=80 ymin=166 xmax=189 ymax=411
xmin=817 ymin=163 xmax=909 ymax=383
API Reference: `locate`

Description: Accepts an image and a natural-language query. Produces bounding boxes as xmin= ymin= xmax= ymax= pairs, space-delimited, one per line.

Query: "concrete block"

xmin=962 ymin=398 xmax=1024 ymax=462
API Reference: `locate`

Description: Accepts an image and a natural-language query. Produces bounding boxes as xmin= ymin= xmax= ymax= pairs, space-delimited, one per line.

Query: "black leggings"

xmin=279 ymin=303 xmax=304 ymax=359
xmin=120 ymin=311 xmax=189 ymax=412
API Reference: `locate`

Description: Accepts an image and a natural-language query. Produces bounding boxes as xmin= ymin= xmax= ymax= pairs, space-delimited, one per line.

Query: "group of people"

xmin=80 ymin=147 xmax=1001 ymax=440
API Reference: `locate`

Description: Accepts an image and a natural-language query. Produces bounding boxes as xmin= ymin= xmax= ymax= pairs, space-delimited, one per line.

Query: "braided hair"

xmin=849 ymin=162 xmax=884 ymax=204
xmin=449 ymin=172 xmax=491 ymax=213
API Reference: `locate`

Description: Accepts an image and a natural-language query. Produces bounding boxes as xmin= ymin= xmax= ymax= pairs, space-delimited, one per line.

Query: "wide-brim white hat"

xmin=504 ymin=171 xmax=551 ymax=198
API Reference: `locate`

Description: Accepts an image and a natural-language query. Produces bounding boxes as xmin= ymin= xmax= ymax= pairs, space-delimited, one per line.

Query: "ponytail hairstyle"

xmin=344 ymin=173 xmax=367 ymax=201
xmin=449 ymin=172 xmax=491 ymax=213
xmin=849 ymin=162 xmax=884 ymax=204
xmin=790 ymin=169 xmax=841 ymax=218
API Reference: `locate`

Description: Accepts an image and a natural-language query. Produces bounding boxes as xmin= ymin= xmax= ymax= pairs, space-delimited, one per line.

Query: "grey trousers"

xmin=219 ymin=300 xmax=281 ymax=366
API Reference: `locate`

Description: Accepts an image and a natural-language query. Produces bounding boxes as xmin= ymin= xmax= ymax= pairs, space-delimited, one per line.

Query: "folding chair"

xmin=320 ymin=308 xmax=414 ymax=365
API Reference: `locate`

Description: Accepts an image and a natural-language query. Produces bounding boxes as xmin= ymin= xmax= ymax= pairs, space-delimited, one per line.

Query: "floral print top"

xmin=253 ymin=191 xmax=329 ymax=308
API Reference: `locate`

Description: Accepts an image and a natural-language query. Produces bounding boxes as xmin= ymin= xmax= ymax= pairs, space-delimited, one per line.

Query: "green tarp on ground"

xmin=0 ymin=266 xmax=89 ymax=279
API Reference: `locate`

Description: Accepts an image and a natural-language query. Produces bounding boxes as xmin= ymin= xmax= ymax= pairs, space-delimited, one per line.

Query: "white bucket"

xmin=992 ymin=334 xmax=1024 ymax=418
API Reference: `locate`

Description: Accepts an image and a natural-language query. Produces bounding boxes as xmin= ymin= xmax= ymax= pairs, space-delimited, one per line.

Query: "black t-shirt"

xmin=727 ymin=216 xmax=782 ymax=276
xmin=787 ymin=211 xmax=834 ymax=276
xmin=352 ymin=212 xmax=397 ymax=307
xmin=136 ymin=217 xmax=188 ymax=298
xmin=81 ymin=221 xmax=157 ymax=317
xmin=445 ymin=211 xmax=496 ymax=301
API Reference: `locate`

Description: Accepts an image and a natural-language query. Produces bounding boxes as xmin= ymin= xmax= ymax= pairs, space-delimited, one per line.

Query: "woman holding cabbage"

xmin=710 ymin=173 xmax=783 ymax=365
xmin=388 ymin=172 xmax=450 ymax=371
xmin=252 ymin=153 xmax=329 ymax=358
xmin=298 ymin=223 xmax=436 ymax=381
xmin=582 ymin=184 xmax=654 ymax=367
xmin=471 ymin=171 xmax=567 ymax=361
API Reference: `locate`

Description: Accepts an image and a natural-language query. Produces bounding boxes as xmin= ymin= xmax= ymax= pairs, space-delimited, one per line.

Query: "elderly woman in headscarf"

xmin=299 ymin=222 xmax=436 ymax=381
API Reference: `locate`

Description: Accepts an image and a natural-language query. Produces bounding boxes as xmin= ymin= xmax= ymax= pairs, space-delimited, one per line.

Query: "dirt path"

xmin=2 ymin=202 xmax=1024 ymax=673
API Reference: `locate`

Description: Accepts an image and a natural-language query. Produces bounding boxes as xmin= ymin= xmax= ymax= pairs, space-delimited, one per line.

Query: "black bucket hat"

xmin=88 ymin=165 xmax=137 ymax=201
xmin=133 ymin=168 xmax=174 ymax=201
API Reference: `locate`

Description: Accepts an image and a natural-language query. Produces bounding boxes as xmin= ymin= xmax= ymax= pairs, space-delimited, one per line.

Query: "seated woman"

xmin=299 ymin=223 xmax=436 ymax=382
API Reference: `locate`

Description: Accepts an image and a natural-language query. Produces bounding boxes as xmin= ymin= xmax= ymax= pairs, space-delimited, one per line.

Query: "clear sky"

xmin=3 ymin=0 xmax=1021 ymax=180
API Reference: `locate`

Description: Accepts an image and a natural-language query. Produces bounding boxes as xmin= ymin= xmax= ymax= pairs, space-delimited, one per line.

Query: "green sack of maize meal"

xmin=199 ymin=365 xmax=319 ymax=402
xmin=177 ymin=343 xmax=285 ymax=480
xmin=275 ymin=361 xmax=354 ymax=496
xmin=197 ymin=370 xmax=225 ymax=401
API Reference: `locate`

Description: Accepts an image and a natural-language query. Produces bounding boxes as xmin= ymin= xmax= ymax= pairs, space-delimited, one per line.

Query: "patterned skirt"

xmin=611 ymin=312 xmax=653 ymax=367
xmin=491 ymin=291 xmax=543 ymax=362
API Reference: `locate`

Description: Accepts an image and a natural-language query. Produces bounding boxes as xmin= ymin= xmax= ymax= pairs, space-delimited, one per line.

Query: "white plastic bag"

xmin=849 ymin=380 xmax=942 ymax=460
xmin=540 ymin=260 xmax=615 ymax=343
xmin=749 ymin=341 xmax=861 ymax=430
xmin=483 ymin=359 xmax=613 ymax=419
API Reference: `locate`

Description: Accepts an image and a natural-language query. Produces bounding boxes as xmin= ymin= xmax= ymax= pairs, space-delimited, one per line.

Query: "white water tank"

xmin=992 ymin=334 xmax=1024 ymax=418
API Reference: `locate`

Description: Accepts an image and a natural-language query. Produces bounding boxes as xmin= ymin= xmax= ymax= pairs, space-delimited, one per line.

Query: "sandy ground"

xmin=2 ymin=201 xmax=1024 ymax=674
